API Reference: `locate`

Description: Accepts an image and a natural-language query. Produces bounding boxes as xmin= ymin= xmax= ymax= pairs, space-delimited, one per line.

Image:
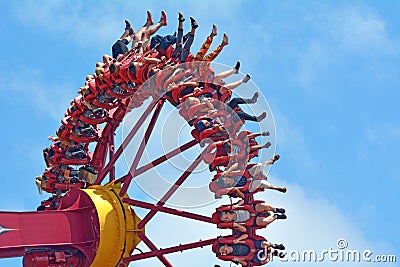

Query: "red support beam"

xmin=123 ymin=234 xmax=217 ymax=263
xmin=108 ymin=131 xmax=115 ymax=182
xmin=135 ymin=232 xmax=173 ymax=267
xmin=94 ymin=99 xmax=157 ymax=184
xmin=0 ymin=189 xmax=99 ymax=263
xmin=120 ymin=99 xmax=165 ymax=196
xmin=123 ymin=198 xmax=213 ymax=224
xmin=138 ymin=155 xmax=202 ymax=229
xmin=115 ymin=139 xmax=198 ymax=184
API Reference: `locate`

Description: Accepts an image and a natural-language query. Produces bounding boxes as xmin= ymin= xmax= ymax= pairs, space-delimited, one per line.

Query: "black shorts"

xmin=112 ymin=39 xmax=129 ymax=58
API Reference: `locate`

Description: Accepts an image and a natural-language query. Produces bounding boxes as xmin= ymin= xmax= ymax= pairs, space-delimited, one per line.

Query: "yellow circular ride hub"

xmin=82 ymin=183 xmax=144 ymax=267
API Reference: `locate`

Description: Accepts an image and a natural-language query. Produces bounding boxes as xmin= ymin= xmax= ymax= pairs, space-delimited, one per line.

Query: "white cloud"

xmin=12 ymin=1 xmax=148 ymax=48
xmin=329 ymin=6 xmax=397 ymax=54
xmin=260 ymin=178 xmax=398 ymax=267
xmin=0 ymin=68 xmax=74 ymax=121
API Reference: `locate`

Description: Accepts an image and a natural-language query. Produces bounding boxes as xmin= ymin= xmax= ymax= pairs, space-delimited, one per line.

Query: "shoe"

xmin=178 ymin=12 xmax=185 ymax=22
xmin=261 ymin=131 xmax=269 ymax=136
xmin=278 ymin=187 xmax=287 ymax=193
xmin=188 ymin=118 xmax=195 ymax=127
xmin=274 ymin=244 xmax=286 ymax=250
xmin=274 ymin=214 xmax=287 ymax=220
xmin=272 ymin=154 xmax=280 ymax=163
xmin=190 ymin=17 xmax=198 ymax=29
xmin=124 ymin=20 xmax=131 ymax=31
xmin=256 ymin=112 xmax=267 ymax=122
xmin=129 ymin=27 xmax=135 ymax=36
xmin=273 ymin=250 xmax=279 ymax=256
xmin=199 ymin=140 xmax=205 ymax=147
xmin=222 ymin=33 xmax=229 ymax=45
xmin=233 ymin=61 xmax=240 ymax=74
xmin=242 ymin=74 xmax=251 ymax=83
xmin=249 ymin=92 xmax=258 ymax=103
xmin=146 ymin=10 xmax=154 ymax=26
xmin=279 ymin=252 xmax=287 ymax=258
xmin=208 ymin=164 xmax=215 ymax=172
xmin=275 ymin=208 xmax=286 ymax=213
xmin=160 ymin=10 xmax=167 ymax=26
xmin=211 ymin=24 xmax=217 ymax=36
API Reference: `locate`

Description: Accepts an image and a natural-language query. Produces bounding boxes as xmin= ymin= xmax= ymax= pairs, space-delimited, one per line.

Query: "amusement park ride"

xmin=0 ymin=11 xmax=287 ymax=267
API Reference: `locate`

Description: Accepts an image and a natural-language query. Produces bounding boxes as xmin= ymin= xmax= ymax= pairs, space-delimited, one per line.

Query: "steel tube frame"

xmin=138 ymin=155 xmax=203 ymax=229
xmin=123 ymin=235 xmax=217 ymax=263
xmin=120 ymin=99 xmax=165 ymax=196
xmin=123 ymin=198 xmax=213 ymax=224
xmin=94 ymin=99 xmax=157 ymax=184
xmin=108 ymin=131 xmax=115 ymax=182
xmin=115 ymin=139 xmax=198 ymax=184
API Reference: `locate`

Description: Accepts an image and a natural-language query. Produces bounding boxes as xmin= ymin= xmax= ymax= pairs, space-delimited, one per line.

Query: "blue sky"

xmin=0 ymin=1 xmax=399 ymax=266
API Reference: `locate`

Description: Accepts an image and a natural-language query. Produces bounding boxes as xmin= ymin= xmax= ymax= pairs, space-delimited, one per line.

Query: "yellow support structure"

xmin=82 ymin=183 xmax=144 ymax=267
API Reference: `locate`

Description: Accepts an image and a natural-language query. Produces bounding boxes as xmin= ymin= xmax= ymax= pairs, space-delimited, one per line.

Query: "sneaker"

xmin=129 ymin=28 xmax=135 ymax=36
xmin=199 ymin=140 xmax=205 ymax=147
xmin=261 ymin=130 xmax=269 ymax=136
xmin=242 ymin=74 xmax=251 ymax=83
xmin=124 ymin=20 xmax=131 ymax=31
xmin=160 ymin=10 xmax=167 ymax=26
xmin=146 ymin=10 xmax=154 ymax=26
xmin=274 ymin=214 xmax=287 ymax=220
xmin=249 ymin=92 xmax=259 ymax=103
xmin=256 ymin=112 xmax=267 ymax=122
xmin=278 ymin=187 xmax=287 ymax=193
xmin=190 ymin=17 xmax=198 ymax=29
xmin=233 ymin=61 xmax=240 ymax=74
xmin=274 ymin=244 xmax=286 ymax=250
xmin=275 ymin=207 xmax=286 ymax=213
xmin=211 ymin=24 xmax=217 ymax=36
xmin=222 ymin=33 xmax=229 ymax=45
xmin=178 ymin=12 xmax=185 ymax=22
xmin=208 ymin=164 xmax=215 ymax=172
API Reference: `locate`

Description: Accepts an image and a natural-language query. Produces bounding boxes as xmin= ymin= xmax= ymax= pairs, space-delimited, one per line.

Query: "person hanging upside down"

xmin=205 ymin=131 xmax=271 ymax=172
xmin=216 ymin=235 xmax=286 ymax=266
xmin=179 ymin=72 xmax=251 ymax=102
xmin=195 ymin=24 xmax=228 ymax=62
xmin=227 ymin=92 xmax=267 ymax=122
xmin=196 ymin=118 xmax=224 ymax=133
xmin=111 ymin=10 xmax=167 ymax=59
xmin=223 ymin=131 xmax=272 ymax=157
xmin=217 ymin=199 xmax=287 ymax=232
xmin=211 ymin=61 xmax=241 ymax=85
xmin=173 ymin=12 xmax=198 ymax=62
xmin=210 ymin=155 xmax=286 ymax=199
xmin=182 ymin=92 xmax=266 ymax=123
